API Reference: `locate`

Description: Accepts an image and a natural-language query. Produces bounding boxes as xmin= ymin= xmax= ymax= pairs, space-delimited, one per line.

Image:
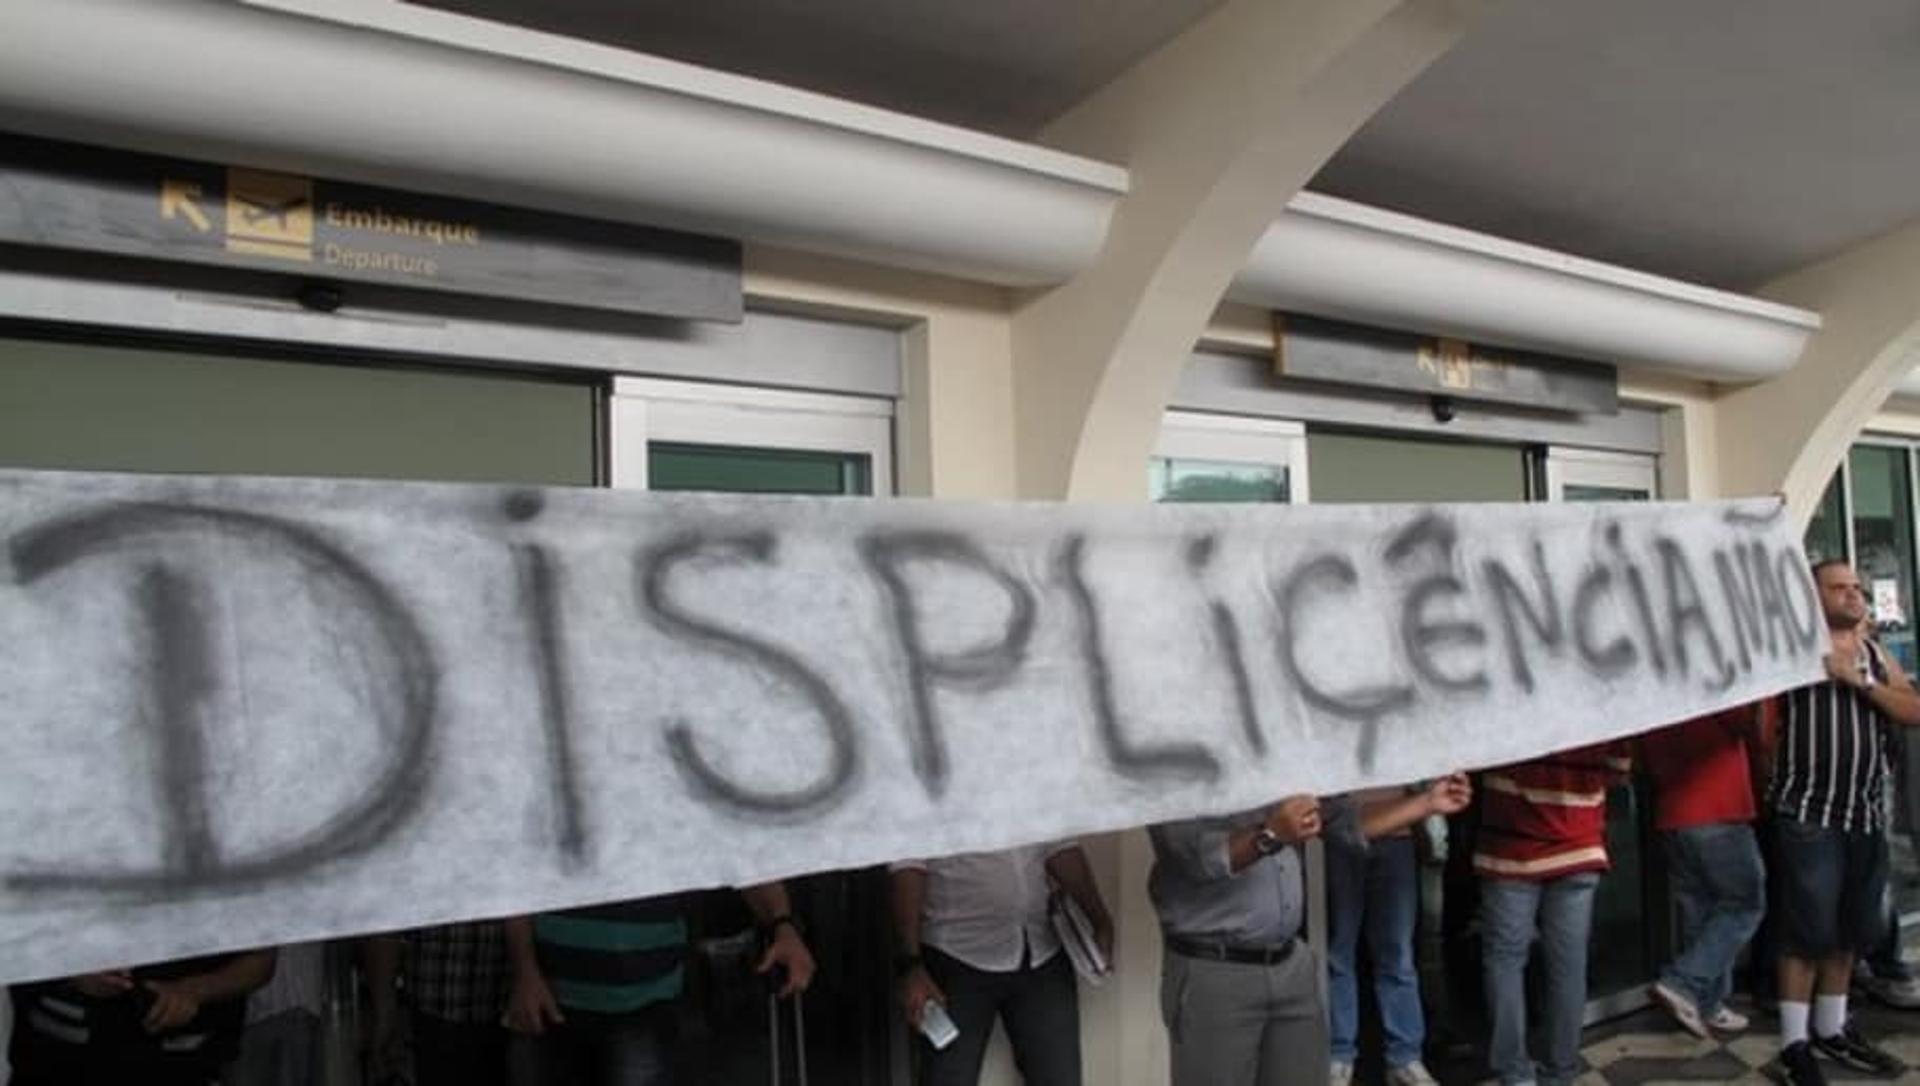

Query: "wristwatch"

xmin=1254 ymin=826 xmax=1284 ymax=855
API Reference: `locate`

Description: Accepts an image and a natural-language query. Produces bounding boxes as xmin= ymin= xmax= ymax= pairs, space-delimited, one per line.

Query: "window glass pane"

xmin=1849 ymin=445 xmax=1916 ymax=670
xmin=1306 ymin=432 xmax=1527 ymax=503
xmin=1804 ymin=470 xmax=1849 ymax=564
xmin=1148 ymin=456 xmax=1288 ymax=503
xmin=1556 ymin=464 xmax=1654 ymax=1005
xmin=649 ymin=442 xmax=871 ymax=496
xmin=1846 ymin=445 xmax=1920 ymax=924
xmin=1563 ymin=483 xmax=1649 ymax=502
xmin=0 ymin=336 xmax=598 ymax=485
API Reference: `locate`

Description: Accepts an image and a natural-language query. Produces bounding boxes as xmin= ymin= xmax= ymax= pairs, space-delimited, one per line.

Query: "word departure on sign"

xmin=0 ymin=134 xmax=741 ymax=321
xmin=0 ymin=469 xmax=1820 ymax=983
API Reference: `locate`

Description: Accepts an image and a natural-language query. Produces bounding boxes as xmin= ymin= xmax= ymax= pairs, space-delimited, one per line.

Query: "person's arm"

xmin=502 ymin=916 xmax=563 ymax=1035
xmin=1357 ymin=774 xmax=1472 ymax=838
xmin=1155 ymin=795 xmax=1322 ymax=880
xmin=1044 ymin=845 xmax=1115 ymax=963
xmin=1857 ymin=650 xmax=1920 ymax=727
xmin=888 ymin=865 xmax=944 ymax=1027
xmin=142 ymin=948 xmax=277 ymax=1034
xmin=741 ymin=881 xmax=815 ymax=998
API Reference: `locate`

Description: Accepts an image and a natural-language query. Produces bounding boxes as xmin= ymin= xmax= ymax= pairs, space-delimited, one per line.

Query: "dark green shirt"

xmin=533 ymin=897 xmax=689 ymax=1016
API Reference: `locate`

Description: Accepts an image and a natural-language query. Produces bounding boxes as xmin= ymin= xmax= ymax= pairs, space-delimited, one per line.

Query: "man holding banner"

xmin=1767 ymin=561 xmax=1920 ymax=1085
xmin=1148 ymin=778 xmax=1470 ymax=1086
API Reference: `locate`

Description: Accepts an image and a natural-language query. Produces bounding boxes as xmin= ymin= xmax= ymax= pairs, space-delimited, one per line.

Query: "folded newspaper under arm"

xmin=1048 ymin=890 xmax=1109 ymax=985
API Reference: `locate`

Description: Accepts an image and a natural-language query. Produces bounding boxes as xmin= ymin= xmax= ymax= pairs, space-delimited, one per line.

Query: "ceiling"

xmin=1314 ymin=0 xmax=1920 ymax=291
xmin=411 ymin=0 xmax=1225 ymax=138
xmin=414 ymin=0 xmax=1920 ymax=291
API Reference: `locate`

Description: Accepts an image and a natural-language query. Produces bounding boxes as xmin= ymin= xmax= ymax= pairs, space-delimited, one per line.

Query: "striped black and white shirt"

xmin=1771 ymin=641 xmax=1894 ymax=833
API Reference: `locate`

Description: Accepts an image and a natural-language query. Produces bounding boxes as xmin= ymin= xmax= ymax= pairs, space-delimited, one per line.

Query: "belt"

xmin=1165 ymin=935 xmax=1297 ymax=966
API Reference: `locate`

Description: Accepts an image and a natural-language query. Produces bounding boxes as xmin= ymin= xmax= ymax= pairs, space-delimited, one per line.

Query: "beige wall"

xmin=1718 ymin=218 xmax=1920 ymax=527
xmin=1616 ymin=367 xmax=1719 ymax=501
xmin=1869 ymin=399 xmax=1920 ymax=439
xmin=744 ymin=244 xmax=1020 ymax=503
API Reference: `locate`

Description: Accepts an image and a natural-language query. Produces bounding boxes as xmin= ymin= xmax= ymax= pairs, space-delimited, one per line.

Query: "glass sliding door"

xmin=1804 ymin=470 xmax=1851 ymax=563
xmin=1307 ymin=429 xmax=1531 ymax=1070
xmin=1542 ymin=447 xmax=1656 ymax=505
xmin=610 ymin=376 xmax=896 ymax=1086
xmin=0 ymin=332 xmax=604 ymax=1086
xmin=1541 ymin=448 xmax=1662 ymax=1024
xmin=649 ymin=442 xmax=872 ymax=495
xmin=1836 ymin=442 xmax=1920 ymax=921
xmin=1848 ymin=443 xmax=1918 ymax=672
xmin=1308 ymin=431 xmax=1527 ymax=504
xmin=1807 ymin=441 xmax=1920 ymax=922
xmin=0 ymin=335 xmax=600 ymax=485
xmin=611 ymin=376 xmax=891 ymax=496
xmin=1151 ymin=410 xmax=1306 ymax=504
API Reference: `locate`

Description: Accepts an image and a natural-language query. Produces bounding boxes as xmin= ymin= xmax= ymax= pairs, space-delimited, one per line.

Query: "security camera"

xmin=1431 ymin=395 xmax=1457 ymax=424
xmin=295 ymin=281 xmax=346 ymax=313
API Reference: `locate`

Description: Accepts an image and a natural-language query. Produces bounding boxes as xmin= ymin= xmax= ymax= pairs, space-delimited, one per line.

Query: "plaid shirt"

xmin=405 ymin=921 xmax=510 ymax=1024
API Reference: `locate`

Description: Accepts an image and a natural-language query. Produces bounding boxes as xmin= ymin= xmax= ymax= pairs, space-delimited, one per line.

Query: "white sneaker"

xmin=1387 ymin=1060 xmax=1440 ymax=1086
xmin=1330 ymin=1061 xmax=1354 ymax=1084
xmin=1651 ymin=980 xmax=1709 ymax=1039
xmin=1706 ymin=1005 xmax=1750 ymax=1032
xmin=1862 ymin=972 xmax=1920 ymax=1010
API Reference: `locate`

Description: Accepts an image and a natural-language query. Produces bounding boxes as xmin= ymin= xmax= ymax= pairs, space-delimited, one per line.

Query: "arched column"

xmin=1002 ymin=5 xmax=1499 ymax=1083
xmin=1010 ymin=0 xmax=1496 ymax=502
xmin=1717 ymin=216 xmax=1920 ymax=528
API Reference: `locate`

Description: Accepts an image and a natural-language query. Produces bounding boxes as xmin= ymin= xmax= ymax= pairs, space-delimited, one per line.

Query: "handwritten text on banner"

xmin=0 ymin=469 xmax=1822 ymax=982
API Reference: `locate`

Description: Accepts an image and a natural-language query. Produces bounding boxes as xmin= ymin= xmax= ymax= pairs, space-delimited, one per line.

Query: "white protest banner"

xmin=0 ymin=468 xmax=1822 ymax=982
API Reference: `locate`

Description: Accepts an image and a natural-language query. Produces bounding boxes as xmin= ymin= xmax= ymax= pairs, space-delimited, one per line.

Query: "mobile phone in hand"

xmin=919 ymin=1000 xmax=959 ymax=1050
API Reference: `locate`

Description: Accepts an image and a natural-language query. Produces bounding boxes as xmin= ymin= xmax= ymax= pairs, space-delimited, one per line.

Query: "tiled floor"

xmin=1427 ymin=994 xmax=1920 ymax=1085
xmin=1570 ymin=996 xmax=1920 ymax=1085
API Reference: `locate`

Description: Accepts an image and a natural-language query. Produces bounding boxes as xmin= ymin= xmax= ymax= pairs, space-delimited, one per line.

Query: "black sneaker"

xmin=1812 ymin=1022 xmax=1904 ymax=1076
xmin=1770 ymin=1041 xmax=1829 ymax=1085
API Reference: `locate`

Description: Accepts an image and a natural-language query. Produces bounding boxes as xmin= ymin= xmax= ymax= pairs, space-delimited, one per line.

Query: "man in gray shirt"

xmin=1150 ymin=777 xmax=1471 ymax=1086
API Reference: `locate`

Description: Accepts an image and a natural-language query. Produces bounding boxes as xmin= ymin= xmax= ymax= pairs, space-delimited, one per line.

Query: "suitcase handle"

xmin=766 ymin=976 xmax=808 ymax=1086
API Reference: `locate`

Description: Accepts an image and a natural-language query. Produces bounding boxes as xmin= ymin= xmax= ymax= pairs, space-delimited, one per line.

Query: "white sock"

xmin=1780 ymin=1001 xmax=1810 ymax=1047
xmin=1814 ymin=993 xmax=1848 ymax=1037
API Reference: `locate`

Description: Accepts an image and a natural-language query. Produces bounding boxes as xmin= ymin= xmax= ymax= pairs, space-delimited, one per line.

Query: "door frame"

xmin=1541 ymin=446 xmax=1664 ymax=1026
xmin=609 ymin=375 xmax=894 ymax=494
xmin=608 ymin=373 xmax=901 ymax=1084
xmin=1540 ymin=446 xmax=1659 ymax=502
xmin=1153 ymin=409 xmax=1311 ymax=500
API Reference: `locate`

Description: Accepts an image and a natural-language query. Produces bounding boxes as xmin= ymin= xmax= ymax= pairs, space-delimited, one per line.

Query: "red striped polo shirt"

xmin=1472 ymin=741 xmax=1632 ymax=881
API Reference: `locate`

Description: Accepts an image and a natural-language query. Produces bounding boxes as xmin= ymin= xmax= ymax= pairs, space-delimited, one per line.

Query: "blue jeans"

xmin=1481 ymin=873 xmax=1598 ymax=1086
xmin=1327 ymin=835 xmax=1424 ymax=1068
xmin=1659 ymin=822 xmax=1764 ymax=1016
